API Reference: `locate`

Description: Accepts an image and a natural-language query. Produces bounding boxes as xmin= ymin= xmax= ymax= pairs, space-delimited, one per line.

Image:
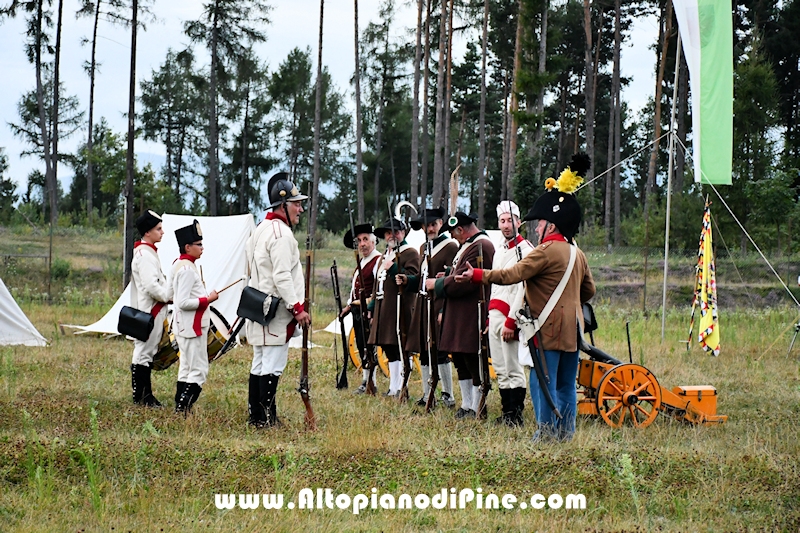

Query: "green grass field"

xmin=2 ymin=227 xmax=800 ymax=531
xmin=1 ymin=301 xmax=799 ymax=532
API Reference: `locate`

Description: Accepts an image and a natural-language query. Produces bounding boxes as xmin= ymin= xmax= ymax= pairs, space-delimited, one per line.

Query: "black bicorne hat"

xmin=374 ymin=218 xmax=407 ymax=237
xmin=343 ymin=223 xmax=376 ymax=249
xmin=522 ymin=153 xmax=590 ymax=242
xmin=409 ymin=207 xmax=445 ymax=231
xmin=135 ymin=210 xmax=162 ymax=236
xmin=175 ymin=219 xmax=203 ymax=252
xmin=445 ymin=211 xmax=478 ymax=230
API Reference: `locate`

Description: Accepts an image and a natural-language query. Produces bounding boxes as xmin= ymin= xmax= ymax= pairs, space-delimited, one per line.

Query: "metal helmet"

xmin=268 ymin=172 xmax=308 ymax=208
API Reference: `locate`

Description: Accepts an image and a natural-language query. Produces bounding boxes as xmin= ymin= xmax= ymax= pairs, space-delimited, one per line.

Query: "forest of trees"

xmin=1 ymin=0 xmax=799 ymax=261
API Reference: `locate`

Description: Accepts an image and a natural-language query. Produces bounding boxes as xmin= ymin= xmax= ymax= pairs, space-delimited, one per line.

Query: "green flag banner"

xmin=673 ymin=0 xmax=733 ymax=185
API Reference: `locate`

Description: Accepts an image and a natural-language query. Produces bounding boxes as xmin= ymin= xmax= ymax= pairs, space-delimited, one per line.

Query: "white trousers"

xmin=176 ymin=328 xmax=209 ymax=385
xmin=488 ymin=309 xmax=526 ymax=390
xmin=131 ymin=308 xmax=167 ymax=366
xmin=251 ymin=344 xmax=290 ymax=376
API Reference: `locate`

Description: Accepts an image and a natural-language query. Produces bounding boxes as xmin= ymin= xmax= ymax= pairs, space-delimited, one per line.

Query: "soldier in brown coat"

xmin=428 ymin=212 xmax=495 ymax=419
xmin=402 ymin=207 xmax=458 ymax=407
xmin=457 ymin=153 xmax=596 ymax=441
xmin=367 ymin=217 xmax=421 ymax=397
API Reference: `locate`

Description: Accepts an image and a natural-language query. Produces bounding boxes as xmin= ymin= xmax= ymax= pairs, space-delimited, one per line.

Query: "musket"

xmin=348 ymin=201 xmax=376 ymax=395
xmin=299 ymin=234 xmax=316 ymax=430
xmin=476 ymin=243 xmax=491 ymax=419
xmin=422 ymin=210 xmax=439 ymax=413
xmin=389 ymin=198 xmax=412 ymax=403
xmin=331 ymin=260 xmax=349 ymax=389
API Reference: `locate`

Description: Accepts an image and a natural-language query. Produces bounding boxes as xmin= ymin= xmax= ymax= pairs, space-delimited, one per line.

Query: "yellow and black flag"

xmin=688 ymin=202 xmax=720 ymax=356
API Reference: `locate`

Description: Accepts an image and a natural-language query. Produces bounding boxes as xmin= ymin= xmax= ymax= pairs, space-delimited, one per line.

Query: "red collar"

xmin=177 ymin=254 xmax=197 ymax=263
xmin=134 ymin=240 xmax=158 ymax=252
xmin=542 ymin=234 xmax=567 ymax=244
xmin=267 ymin=211 xmax=288 ymax=224
xmin=506 ymin=234 xmax=526 ymax=249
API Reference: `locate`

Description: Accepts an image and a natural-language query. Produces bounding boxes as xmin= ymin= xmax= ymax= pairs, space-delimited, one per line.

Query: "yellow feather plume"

xmin=555 ymin=167 xmax=583 ymax=194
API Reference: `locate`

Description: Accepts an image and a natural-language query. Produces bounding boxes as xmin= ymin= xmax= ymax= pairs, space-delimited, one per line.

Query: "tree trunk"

xmin=86 ymin=0 xmax=101 ymax=224
xmin=420 ymin=0 xmax=432 ymax=207
xmin=34 ymin=0 xmax=54 ymax=226
xmin=240 ymin=80 xmax=250 ymax=214
xmin=477 ymin=0 xmax=489 ymax=226
xmin=674 ymin=49 xmax=688 ymax=193
xmin=534 ymin=0 xmax=548 ymax=184
xmin=557 ymin=79 xmax=567 ymax=172
xmin=442 ymin=0 xmax=455 ymax=206
xmin=507 ymin=0 xmax=523 ymax=198
xmin=410 ymin=0 xmax=423 ymax=210
xmin=645 ymin=0 xmax=673 ymax=205
xmin=50 ymin=0 xmax=65 ymax=227
xmin=373 ymin=50 xmax=387 ymax=222
xmin=208 ymin=2 xmax=220 ymax=215
xmin=500 ymin=70 xmax=510 ymax=200
xmin=432 ymin=0 xmax=448 ymax=207
xmin=354 ymin=0 xmax=365 ymax=221
xmin=604 ymin=5 xmax=616 ymax=247
xmin=124 ymin=0 xmax=139 ymax=287
xmin=613 ymin=0 xmax=622 ymax=247
xmin=582 ymin=0 xmax=596 ymax=225
xmin=310 ymin=0 xmax=324 ymax=240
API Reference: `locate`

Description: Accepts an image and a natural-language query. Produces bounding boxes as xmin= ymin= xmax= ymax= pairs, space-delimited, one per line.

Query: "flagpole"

xmin=661 ymin=32 xmax=682 ymax=341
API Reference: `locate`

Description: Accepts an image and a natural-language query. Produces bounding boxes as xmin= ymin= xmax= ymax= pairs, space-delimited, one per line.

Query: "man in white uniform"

xmin=172 ymin=220 xmax=218 ymax=414
xmin=488 ymin=201 xmax=535 ymax=426
xmin=130 ymin=210 xmax=173 ymax=407
xmin=245 ymin=173 xmax=311 ymax=427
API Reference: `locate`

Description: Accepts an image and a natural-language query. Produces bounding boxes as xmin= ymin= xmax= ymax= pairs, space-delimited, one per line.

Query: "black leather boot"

xmin=259 ymin=374 xmax=281 ymax=427
xmin=131 ymin=364 xmax=143 ymax=404
xmin=175 ymin=381 xmax=191 ymax=414
xmin=248 ymin=374 xmax=267 ymax=428
xmin=186 ymin=383 xmax=203 ymax=411
xmin=140 ymin=364 xmax=162 ymax=407
xmin=511 ymin=387 xmax=527 ymax=427
xmin=494 ymin=388 xmax=514 ymax=426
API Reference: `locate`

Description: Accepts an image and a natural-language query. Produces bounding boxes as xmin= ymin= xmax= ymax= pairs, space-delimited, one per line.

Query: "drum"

xmin=152 ymin=315 xmax=179 ymax=371
xmin=207 ymin=307 xmax=231 ymax=362
xmin=152 ymin=307 xmax=232 ymax=370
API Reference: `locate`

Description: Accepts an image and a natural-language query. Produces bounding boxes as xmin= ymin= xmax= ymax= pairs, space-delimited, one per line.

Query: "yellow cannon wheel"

xmin=596 ymin=363 xmax=662 ymax=428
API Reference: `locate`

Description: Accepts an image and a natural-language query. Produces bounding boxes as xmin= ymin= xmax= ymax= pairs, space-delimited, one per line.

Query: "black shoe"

xmin=354 ymin=383 xmax=367 ymax=395
xmin=415 ymin=396 xmax=426 ymax=406
xmin=440 ymin=392 xmax=456 ymax=408
xmin=455 ymin=407 xmax=476 ymax=420
xmin=248 ymin=374 xmax=267 ymax=427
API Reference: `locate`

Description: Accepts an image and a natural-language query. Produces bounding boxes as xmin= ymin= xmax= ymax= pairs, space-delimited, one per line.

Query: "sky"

xmin=0 ymin=0 xmax=660 ymax=202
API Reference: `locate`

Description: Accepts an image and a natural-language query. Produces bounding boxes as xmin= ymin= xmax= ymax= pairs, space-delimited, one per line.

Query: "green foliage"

xmin=0 ymin=148 xmax=17 ymax=224
xmin=50 ymin=257 xmax=71 ymax=280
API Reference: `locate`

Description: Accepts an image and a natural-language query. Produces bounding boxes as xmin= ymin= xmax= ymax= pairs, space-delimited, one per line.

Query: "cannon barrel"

xmin=579 ymin=332 xmax=623 ymax=366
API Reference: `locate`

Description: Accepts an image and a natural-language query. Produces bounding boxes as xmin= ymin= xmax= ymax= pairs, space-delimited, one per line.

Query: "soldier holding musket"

xmin=403 ymin=207 xmax=458 ymax=408
xmin=456 ymin=154 xmax=596 ymax=441
xmin=428 ymin=211 xmax=495 ymax=419
xmin=245 ymin=172 xmax=311 ymax=428
xmin=339 ymin=223 xmax=381 ymax=393
xmin=367 ymin=217 xmax=420 ymax=397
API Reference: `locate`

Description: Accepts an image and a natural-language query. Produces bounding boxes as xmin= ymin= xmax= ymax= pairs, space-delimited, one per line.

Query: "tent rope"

xmin=576 ymin=131 xmax=670 ymax=192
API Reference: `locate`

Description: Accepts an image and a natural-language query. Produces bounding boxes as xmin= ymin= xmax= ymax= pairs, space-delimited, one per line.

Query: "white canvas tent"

xmin=324 ymin=229 xmax=505 ymax=335
xmin=0 ymin=277 xmax=48 ymax=346
xmin=69 ymin=213 xmax=255 ymax=336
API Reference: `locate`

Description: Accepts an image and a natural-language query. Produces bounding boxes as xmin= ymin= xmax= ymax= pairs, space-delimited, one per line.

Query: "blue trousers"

xmin=530 ymin=349 xmax=579 ymax=440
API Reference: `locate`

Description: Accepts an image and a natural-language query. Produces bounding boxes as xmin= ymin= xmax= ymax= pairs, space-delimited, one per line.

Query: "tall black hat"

xmin=135 ymin=210 xmax=162 ymax=236
xmin=445 ymin=211 xmax=478 ymax=230
xmin=268 ymin=172 xmax=308 ymax=208
xmin=523 ymin=153 xmax=590 ymax=242
xmin=175 ymin=219 xmax=203 ymax=252
xmin=374 ymin=218 xmax=407 ymax=237
xmin=343 ymin=223 xmax=376 ymax=249
xmin=409 ymin=207 xmax=445 ymax=231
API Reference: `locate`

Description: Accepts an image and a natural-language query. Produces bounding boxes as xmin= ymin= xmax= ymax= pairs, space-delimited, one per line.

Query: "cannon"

xmin=576 ymin=304 xmax=727 ymax=428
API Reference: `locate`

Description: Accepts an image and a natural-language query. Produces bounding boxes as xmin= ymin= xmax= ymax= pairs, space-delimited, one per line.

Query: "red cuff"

xmin=488 ymin=299 xmax=511 ymax=317
xmin=292 ymin=302 xmax=305 ymax=316
xmin=473 ymin=268 xmax=484 ymax=283
xmin=198 ymin=297 xmax=209 ymax=311
xmin=504 ymin=317 xmax=517 ymax=330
